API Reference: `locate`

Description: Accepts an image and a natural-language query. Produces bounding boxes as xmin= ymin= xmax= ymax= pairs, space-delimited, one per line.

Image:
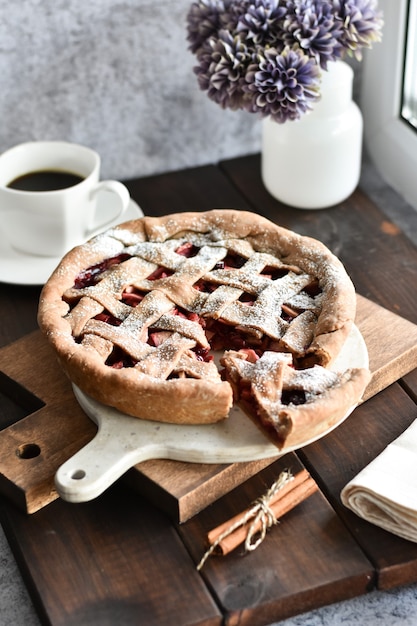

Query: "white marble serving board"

xmin=55 ymin=325 xmax=368 ymax=503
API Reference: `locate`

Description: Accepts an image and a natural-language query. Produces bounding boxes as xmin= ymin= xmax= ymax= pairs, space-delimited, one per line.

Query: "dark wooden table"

xmin=1 ymin=154 xmax=417 ymax=626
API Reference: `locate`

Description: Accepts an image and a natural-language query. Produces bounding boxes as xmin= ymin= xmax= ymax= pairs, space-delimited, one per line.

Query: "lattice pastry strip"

xmin=214 ymin=272 xmax=317 ymax=341
xmin=278 ymin=310 xmax=317 ymax=356
xmin=202 ymin=251 xmax=301 ymax=291
xmin=66 ymin=297 xmax=106 ymax=339
xmin=65 ymin=256 xmax=156 ymax=304
xmin=150 ymin=312 xmax=209 ymax=348
xmin=198 ymin=285 xmax=246 ymax=321
xmin=82 ymin=321 xmax=153 ymax=364
xmin=133 ymin=333 xmax=196 ymax=379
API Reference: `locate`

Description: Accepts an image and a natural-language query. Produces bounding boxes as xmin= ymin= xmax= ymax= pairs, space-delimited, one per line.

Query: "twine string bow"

xmin=197 ymin=470 xmax=294 ymax=571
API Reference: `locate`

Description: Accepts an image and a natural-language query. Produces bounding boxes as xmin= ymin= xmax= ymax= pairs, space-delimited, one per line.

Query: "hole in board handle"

xmin=16 ymin=443 xmax=41 ymax=459
xmin=71 ymin=470 xmax=86 ymax=480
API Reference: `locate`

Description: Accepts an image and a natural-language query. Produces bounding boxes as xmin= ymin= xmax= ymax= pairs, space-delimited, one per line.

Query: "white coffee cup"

xmin=0 ymin=141 xmax=130 ymax=257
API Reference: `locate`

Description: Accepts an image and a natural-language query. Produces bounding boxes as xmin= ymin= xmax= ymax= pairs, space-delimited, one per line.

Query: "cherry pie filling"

xmin=66 ymin=242 xmax=324 ymax=403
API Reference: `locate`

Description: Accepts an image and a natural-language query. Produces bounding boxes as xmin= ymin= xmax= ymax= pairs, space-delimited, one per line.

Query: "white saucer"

xmin=0 ymin=197 xmax=144 ymax=286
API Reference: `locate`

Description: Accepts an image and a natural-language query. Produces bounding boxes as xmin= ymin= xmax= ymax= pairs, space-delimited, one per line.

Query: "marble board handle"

xmin=54 ymin=415 xmax=166 ymax=502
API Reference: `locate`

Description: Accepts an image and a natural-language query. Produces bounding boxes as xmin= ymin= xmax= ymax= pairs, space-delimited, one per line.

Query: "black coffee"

xmin=7 ymin=170 xmax=84 ymax=192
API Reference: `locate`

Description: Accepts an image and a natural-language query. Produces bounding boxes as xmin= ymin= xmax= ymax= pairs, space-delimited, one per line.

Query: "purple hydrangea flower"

xmin=244 ymin=46 xmax=322 ymax=122
xmin=186 ymin=0 xmax=228 ymax=54
xmin=236 ymin=0 xmax=287 ymax=47
xmin=331 ymin=0 xmax=384 ymax=60
xmin=186 ymin=0 xmax=250 ymax=54
xmin=282 ymin=0 xmax=344 ymax=69
xmin=193 ymin=30 xmax=252 ymax=110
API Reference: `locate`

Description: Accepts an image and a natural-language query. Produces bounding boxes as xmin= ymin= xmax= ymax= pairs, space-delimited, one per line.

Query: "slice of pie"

xmin=38 ymin=209 xmax=370 ymax=449
xmin=221 ymin=350 xmax=369 ymax=449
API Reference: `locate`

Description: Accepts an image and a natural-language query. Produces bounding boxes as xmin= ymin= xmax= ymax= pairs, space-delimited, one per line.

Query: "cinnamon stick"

xmin=207 ymin=469 xmax=317 ymax=556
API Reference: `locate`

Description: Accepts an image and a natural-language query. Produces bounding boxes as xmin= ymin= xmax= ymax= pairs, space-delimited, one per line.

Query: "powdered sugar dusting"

xmin=62 ymin=223 xmax=329 ymax=381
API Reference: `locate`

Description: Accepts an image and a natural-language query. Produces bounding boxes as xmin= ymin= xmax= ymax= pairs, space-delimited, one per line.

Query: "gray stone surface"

xmin=0 ymin=525 xmax=40 ymax=625
xmin=278 ymin=585 xmax=417 ymax=626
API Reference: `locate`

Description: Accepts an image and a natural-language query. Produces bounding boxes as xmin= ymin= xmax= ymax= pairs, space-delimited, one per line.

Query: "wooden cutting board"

xmin=0 ymin=294 xmax=417 ymax=520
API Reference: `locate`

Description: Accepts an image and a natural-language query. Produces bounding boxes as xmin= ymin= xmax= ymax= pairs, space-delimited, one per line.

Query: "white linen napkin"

xmin=341 ymin=419 xmax=417 ymax=542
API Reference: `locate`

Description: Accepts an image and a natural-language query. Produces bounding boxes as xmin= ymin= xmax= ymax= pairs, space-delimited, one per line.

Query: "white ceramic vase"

xmin=261 ymin=60 xmax=363 ymax=209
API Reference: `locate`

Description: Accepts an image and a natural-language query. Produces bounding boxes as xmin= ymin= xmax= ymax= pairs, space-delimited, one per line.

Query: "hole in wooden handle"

xmin=16 ymin=443 xmax=41 ymax=459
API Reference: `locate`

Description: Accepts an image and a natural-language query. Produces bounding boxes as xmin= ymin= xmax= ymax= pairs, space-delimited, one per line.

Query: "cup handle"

xmin=87 ymin=180 xmax=130 ymax=235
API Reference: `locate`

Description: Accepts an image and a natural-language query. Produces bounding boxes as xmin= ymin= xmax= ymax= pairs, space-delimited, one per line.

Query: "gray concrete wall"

xmin=0 ymin=0 xmax=261 ymax=180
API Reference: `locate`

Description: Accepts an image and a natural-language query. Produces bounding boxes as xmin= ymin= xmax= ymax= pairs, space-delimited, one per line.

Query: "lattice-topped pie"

xmin=38 ymin=209 xmax=370 ymax=449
